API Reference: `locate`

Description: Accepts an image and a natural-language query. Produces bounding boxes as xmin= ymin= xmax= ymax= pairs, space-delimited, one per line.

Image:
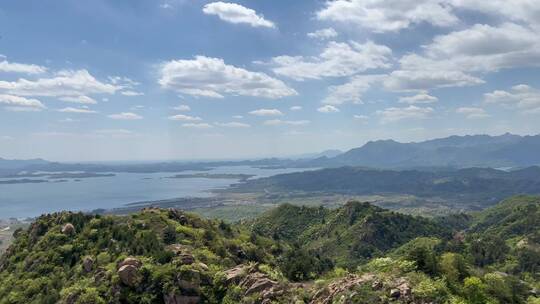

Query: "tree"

xmin=439 ymin=253 xmax=468 ymax=285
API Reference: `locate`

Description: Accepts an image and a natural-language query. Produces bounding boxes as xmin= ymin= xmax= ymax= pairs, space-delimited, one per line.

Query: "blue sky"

xmin=0 ymin=0 xmax=539 ymax=161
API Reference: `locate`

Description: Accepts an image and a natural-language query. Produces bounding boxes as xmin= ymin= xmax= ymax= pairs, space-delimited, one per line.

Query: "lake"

xmin=0 ymin=166 xmax=310 ymax=219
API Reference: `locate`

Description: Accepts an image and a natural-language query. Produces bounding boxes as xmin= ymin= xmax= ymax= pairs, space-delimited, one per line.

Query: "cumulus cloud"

xmin=0 ymin=58 xmax=47 ymax=74
xmin=0 ymin=70 xmax=119 ymax=97
xmin=399 ymin=92 xmax=438 ymax=104
xmin=317 ymin=105 xmax=340 ymax=113
xmin=215 ymin=122 xmax=251 ymax=128
xmin=173 ymin=104 xmax=191 ymax=111
xmin=271 ymin=41 xmax=392 ymax=81
xmin=59 ymin=95 xmax=97 ymax=104
xmin=317 ymin=0 xmax=458 ymax=32
xmin=376 ymin=105 xmax=433 ymax=123
xmin=168 ymin=114 xmax=202 ymax=121
xmin=159 ymin=56 xmax=297 ymax=99
xmin=384 ymin=69 xmax=484 ymax=91
xmin=456 ymin=107 xmax=490 ymax=119
xmin=451 ymin=0 xmax=540 ymax=29
xmin=353 ymin=114 xmax=369 ymax=123
xmin=202 ymin=2 xmax=275 ymax=28
xmin=290 ymin=106 xmax=302 ymax=111
xmin=0 ymin=94 xmax=46 ymax=111
xmin=307 ymin=28 xmax=338 ymax=39
xmin=57 ymin=107 xmax=97 ymax=114
xmin=263 ymin=119 xmax=310 ymax=126
xmin=323 ymin=75 xmax=383 ymax=105
xmin=385 ymin=23 xmax=540 ymax=91
xmin=182 ymin=123 xmax=213 ymax=129
xmin=249 ymin=108 xmax=283 ymax=116
xmin=484 ymin=84 xmax=540 ymax=110
xmin=108 ymin=112 xmax=143 ymax=120
xmin=121 ymin=90 xmax=144 ymax=96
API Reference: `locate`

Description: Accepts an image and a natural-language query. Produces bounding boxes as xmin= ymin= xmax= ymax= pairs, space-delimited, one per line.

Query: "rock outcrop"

xmin=82 ymin=256 xmax=94 ymax=273
xmin=61 ymin=223 xmax=76 ymax=236
xmin=117 ymin=257 xmax=142 ymax=287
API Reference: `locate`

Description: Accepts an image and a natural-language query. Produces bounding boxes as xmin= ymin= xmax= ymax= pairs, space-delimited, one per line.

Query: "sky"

xmin=0 ymin=0 xmax=539 ymax=161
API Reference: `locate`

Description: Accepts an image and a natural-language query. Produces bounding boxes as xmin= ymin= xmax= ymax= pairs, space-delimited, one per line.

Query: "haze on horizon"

xmin=1 ymin=0 xmax=540 ymax=162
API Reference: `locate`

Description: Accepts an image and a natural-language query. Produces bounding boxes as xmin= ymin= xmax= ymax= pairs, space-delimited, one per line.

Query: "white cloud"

xmin=232 ymin=115 xmax=243 ymax=119
xmin=0 ymin=58 xmax=47 ymax=74
xmin=94 ymin=129 xmax=135 ymax=137
xmin=0 ymin=70 xmax=119 ymax=97
xmin=484 ymin=84 xmax=540 ymax=110
xmin=323 ymin=75 xmax=382 ymax=105
xmin=0 ymin=135 xmax=13 ymax=140
xmin=59 ymin=95 xmax=97 ymax=104
xmin=384 ymin=69 xmax=484 ymax=91
xmin=317 ymin=105 xmax=340 ymax=113
xmin=399 ymin=92 xmax=438 ymax=104
xmin=353 ymin=114 xmax=369 ymax=123
xmin=451 ymin=0 xmax=540 ymax=29
xmin=0 ymin=94 xmax=46 ymax=111
xmin=290 ymin=106 xmax=302 ymax=111
xmin=159 ymin=56 xmax=297 ymax=99
xmin=249 ymin=108 xmax=283 ymax=116
xmin=173 ymin=104 xmax=191 ymax=111
xmin=202 ymin=2 xmax=275 ymax=28
xmin=182 ymin=123 xmax=213 ymax=129
xmin=121 ymin=90 xmax=144 ymax=96
xmin=57 ymin=107 xmax=97 ymax=114
xmin=272 ymin=41 xmax=392 ymax=80
xmin=215 ymin=122 xmax=251 ymax=128
xmin=317 ymin=0 xmax=458 ymax=32
xmin=168 ymin=114 xmax=202 ymax=121
xmin=307 ymin=28 xmax=338 ymax=39
xmin=376 ymin=105 xmax=434 ymax=123
xmin=108 ymin=112 xmax=143 ymax=120
xmin=263 ymin=119 xmax=310 ymax=126
xmin=456 ymin=107 xmax=490 ymax=119
xmin=385 ymin=23 xmax=540 ymax=91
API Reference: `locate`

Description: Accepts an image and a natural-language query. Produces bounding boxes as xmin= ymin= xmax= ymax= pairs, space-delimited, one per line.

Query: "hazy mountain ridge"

xmin=2 ymin=134 xmax=539 ymax=174
xmin=230 ymin=166 xmax=540 ymax=208
xmin=314 ymin=133 xmax=540 ymax=168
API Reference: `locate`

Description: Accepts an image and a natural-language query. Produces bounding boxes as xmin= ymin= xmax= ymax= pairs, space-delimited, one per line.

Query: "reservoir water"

xmin=0 ymin=166 xmax=309 ymax=219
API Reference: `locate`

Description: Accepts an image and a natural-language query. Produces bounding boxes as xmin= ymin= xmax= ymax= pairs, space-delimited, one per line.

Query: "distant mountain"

xmin=312 ymin=133 xmax=540 ymax=169
xmin=291 ymin=149 xmax=343 ymax=160
xmin=0 ymin=157 xmax=50 ymax=170
xmin=231 ymin=166 xmax=540 ymax=207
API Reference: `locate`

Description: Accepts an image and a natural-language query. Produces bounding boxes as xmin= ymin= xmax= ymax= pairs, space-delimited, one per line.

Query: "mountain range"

xmin=309 ymin=133 xmax=540 ymax=169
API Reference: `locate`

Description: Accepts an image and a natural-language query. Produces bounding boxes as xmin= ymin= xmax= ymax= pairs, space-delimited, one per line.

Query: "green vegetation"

xmin=0 ymin=196 xmax=538 ymax=303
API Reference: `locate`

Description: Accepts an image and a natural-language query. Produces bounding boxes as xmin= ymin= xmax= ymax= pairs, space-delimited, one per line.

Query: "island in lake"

xmin=166 ymin=173 xmax=255 ymax=181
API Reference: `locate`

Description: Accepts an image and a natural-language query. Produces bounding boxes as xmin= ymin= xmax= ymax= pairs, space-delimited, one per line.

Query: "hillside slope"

xmin=251 ymin=201 xmax=450 ymax=267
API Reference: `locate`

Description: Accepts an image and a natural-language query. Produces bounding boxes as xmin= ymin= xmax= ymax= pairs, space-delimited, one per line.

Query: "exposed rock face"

xmin=310 ymin=274 xmax=375 ymax=304
xmin=117 ymin=257 xmax=142 ymax=287
xmin=163 ymin=293 xmax=200 ymax=304
xmin=168 ymin=209 xmax=189 ymax=225
xmin=118 ymin=265 xmax=140 ymax=287
xmin=179 ymin=253 xmax=195 ymax=265
xmin=222 ymin=264 xmax=284 ymax=302
xmin=61 ymin=223 xmax=76 ymax=236
xmin=82 ymin=256 xmax=94 ymax=273
xmin=118 ymin=257 xmax=142 ymax=269
xmin=224 ymin=264 xmax=250 ymax=284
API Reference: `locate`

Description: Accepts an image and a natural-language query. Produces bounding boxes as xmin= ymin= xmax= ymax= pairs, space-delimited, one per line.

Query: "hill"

xmin=0 ymin=197 xmax=538 ymax=303
xmin=311 ymin=133 xmax=540 ymax=168
xmin=231 ymin=166 xmax=540 ymax=208
xmin=251 ymin=202 xmax=449 ymax=267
